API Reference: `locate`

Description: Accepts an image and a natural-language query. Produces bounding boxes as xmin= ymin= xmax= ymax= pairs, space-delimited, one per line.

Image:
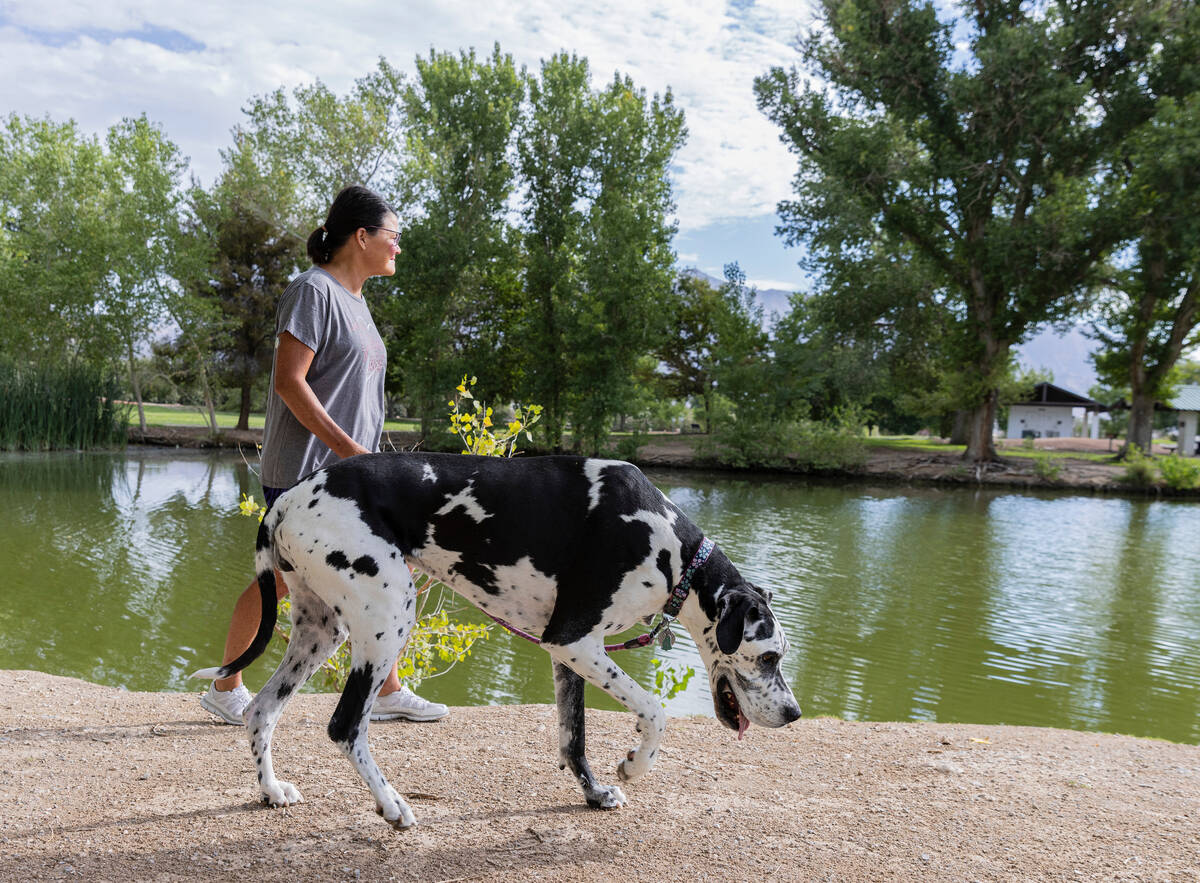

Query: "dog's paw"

xmin=374 ymin=787 xmax=416 ymax=830
xmin=260 ymin=779 xmax=303 ymax=808
xmin=617 ymin=748 xmax=651 ymax=782
xmin=585 ymin=784 xmax=627 ymax=810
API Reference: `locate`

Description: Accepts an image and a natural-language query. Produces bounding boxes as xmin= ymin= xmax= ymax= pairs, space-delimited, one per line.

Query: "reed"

xmin=0 ymin=359 xmax=128 ymax=451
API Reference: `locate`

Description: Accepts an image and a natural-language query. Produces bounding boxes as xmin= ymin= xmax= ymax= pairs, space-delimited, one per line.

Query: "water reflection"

xmin=1 ymin=452 xmax=1198 ymax=743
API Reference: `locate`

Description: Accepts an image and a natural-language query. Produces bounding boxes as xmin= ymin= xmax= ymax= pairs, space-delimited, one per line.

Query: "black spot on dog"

xmin=352 ymin=555 xmax=378 ymax=577
xmin=326 ymin=550 xmax=351 ymax=570
xmin=375 ymin=631 xmax=384 ymax=640
xmin=334 ymin=606 xmax=342 ymax=616
xmin=308 ymin=498 xmax=319 ymax=508
xmin=329 ymin=662 xmax=376 ymax=745
xmin=276 ymin=681 xmax=294 ymax=701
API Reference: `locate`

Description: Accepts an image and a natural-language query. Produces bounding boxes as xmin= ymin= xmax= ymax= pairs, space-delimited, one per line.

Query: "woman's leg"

xmin=213 ymin=572 xmax=289 ymax=692
xmin=212 ymin=572 xmax=406 ymax=694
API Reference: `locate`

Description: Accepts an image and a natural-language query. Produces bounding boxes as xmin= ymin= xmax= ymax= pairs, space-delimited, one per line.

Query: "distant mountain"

xmin=678 ymin=267 xmax=1099 ymax=394
xmin=678 ymin=268 xmax=795 ymax=323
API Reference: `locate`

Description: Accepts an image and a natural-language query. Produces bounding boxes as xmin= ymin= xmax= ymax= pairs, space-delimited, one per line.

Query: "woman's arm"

xmin=273 ymin=331 xmax=371 ymax=459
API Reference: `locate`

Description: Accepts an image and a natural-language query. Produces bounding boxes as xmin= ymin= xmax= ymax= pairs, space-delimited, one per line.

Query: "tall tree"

xmin=101 ymin=115 xmax=192 ymax=434
xmin=756 ymin=0 xmax=1167 ymax=462
xmin=1088 ymin=7 xmax=1200 ymax=454
xmin=567 ymin=74 xmax=686 ymax=453
xmin=240 ymin=58 xmax=408 ymax=221
xmin=386 ymin=45 xmax=525 ymax=437
xmin=0 ymin=115 xmax=111 ymax=367
xmin=657 ymin=272 xmax=725 ymax=433
xmin=189 ymin=138 xmax=302 ymax=430
xmin=517 ymin=52 xmax=596 ymax=448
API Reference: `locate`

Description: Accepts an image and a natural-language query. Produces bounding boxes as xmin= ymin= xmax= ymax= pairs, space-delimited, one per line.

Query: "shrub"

xmin=700 ymin=417 xmax=867 ymax=471
xmin=1032 ymin=456 xmax=1062 ymax=482
xmin=1119 ymin=445 xmax=1158 ymax=487
xmin=1158 ymin=455 xmax=1200 ymax=490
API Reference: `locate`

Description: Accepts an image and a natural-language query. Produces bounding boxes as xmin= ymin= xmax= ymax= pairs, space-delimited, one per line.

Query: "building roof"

xmin=1168 ymin=385 xmax=1200 ymax=412
xmin=1010 ymin=382 xmax=1105 ymax=409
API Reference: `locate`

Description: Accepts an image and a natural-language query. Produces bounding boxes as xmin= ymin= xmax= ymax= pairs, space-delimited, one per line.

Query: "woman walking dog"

xmin=200 ymin=185 xmax=447 ymax=726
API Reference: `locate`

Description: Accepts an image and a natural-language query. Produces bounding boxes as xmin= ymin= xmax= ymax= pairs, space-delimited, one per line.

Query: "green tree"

xmin=756 ymin=0 xmax=1168 ymax=462
xmin=189 ymin=138 xmax=302 ymax=430
xmin=386 ymin=45 xmax=525 ymax=438
xmin=516 ymin=52 xmax=596 ymax=448
xmin=1089 ymin=31 xmax=1200 ymax=455
xmin=657 ymin=272 xmax=725 ymax=433
xmin=240 ymin=58 xmax=408 ymax=222
xmin=0 ymin=115 xmax=111 ymax=367
xmin=566 ymin=74 xmax=686 ymax=453
xmin=101 ymin=115 xmax=192 ymax=434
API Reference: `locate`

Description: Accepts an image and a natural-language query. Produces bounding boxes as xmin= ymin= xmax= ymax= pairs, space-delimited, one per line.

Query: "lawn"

xmin=865 ymin=435 xmax=1115 ymax=462
xmin=128 ymin=404 xmax=418 ymax=432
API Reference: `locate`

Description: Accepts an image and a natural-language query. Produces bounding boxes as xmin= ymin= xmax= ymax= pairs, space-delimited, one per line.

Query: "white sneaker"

xmin=200 ymin=683 xmax=252 ymax=725
xmin=370 ymin=686 xmax=448 ymax=722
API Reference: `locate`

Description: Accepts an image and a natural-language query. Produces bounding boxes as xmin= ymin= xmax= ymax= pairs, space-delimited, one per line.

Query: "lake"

xmin=2 ymin=449 xmax=1198 ymax=743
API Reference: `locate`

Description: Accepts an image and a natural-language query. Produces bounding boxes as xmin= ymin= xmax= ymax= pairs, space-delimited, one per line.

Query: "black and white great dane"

xmin=193 ymin=451 xmax=801 ymax=828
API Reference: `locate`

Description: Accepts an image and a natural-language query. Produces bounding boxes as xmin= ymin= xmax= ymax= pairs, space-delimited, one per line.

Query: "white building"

xmin=1005 ymin=382 xmax=1106 ymax=440
xmin=1169 ymin=385 xmax=1200 ymax=457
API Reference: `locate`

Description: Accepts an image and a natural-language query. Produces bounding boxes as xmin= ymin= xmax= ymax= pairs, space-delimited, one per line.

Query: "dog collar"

xmin=665 ymin=537 xmax=714 ymax=617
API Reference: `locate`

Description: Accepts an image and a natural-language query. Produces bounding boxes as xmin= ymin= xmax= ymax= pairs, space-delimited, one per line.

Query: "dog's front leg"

xmin=552 ymin=660 xmax=626 ymax=809
xmin=548 ymin=641 xmax=666 ymax=785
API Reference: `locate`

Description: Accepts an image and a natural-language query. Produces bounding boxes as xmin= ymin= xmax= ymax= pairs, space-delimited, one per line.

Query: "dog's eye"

xmin=759 ymin=652 xmax=780 ymax=668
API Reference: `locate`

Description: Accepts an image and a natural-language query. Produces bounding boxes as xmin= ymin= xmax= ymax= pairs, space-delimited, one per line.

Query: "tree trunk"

xmin=194 ymin=355 xmax=219 ymax=435
xmin=948 ymin=410 xmax=969 ymax=445
xmin=961 ymin=391 xmax=1000 ymax=463
xmin=1124 ymin=392 xmax=1156 ymax=456
xmin=237 ymin=383 xmax=252 ymax=432
xmin=127 ymin=338 xmax=146 ymax=435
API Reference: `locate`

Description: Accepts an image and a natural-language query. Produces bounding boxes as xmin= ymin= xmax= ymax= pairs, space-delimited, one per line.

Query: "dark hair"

xmin=305 ymin=185 xmax=395 ymax=265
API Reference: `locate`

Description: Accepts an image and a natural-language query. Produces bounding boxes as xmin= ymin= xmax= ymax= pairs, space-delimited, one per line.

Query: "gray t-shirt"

xmin=260 ymin=266 xmax=386 ymax=489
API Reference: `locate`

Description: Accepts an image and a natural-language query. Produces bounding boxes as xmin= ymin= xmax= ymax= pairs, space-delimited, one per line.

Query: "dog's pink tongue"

xmin=737 ymin=711 xmax=750 ymax=740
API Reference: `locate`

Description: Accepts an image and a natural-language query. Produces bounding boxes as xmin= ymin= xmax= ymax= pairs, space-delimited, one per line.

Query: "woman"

xmin=201 ymin=185 xmax=446 ymax=725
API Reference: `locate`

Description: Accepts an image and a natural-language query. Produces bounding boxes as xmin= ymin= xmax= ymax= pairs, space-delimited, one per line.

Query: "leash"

xmin=485 ymin=537 xmax=715 ymax=653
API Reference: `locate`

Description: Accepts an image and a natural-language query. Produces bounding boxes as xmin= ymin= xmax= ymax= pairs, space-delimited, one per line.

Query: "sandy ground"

xmin=2 ymin=671 xmax=1198 ymax=882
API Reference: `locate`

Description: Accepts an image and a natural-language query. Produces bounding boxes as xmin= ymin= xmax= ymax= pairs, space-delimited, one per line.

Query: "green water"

xmin=2 ymin=450 xmax=1198 ymax=743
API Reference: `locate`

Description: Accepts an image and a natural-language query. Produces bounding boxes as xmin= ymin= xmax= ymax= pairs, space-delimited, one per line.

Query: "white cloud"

xmin=0 ymin=0 xmax=816 ymax=236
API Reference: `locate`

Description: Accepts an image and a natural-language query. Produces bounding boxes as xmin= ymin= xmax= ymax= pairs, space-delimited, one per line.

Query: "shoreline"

xmin=123 ymin=424 xmax=1192 ymax=498
xmin=2 ymin=669 xmax=1196 ymax=881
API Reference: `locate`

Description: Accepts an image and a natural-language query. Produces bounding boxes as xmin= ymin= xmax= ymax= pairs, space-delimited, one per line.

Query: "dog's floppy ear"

xmin=716 ymin=592 xmax=754 ymax=654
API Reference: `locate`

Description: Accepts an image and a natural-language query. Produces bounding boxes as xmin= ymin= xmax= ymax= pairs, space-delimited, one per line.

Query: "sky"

xmin=0 ymin=0 xmax=1097 ymax=389
xmin=0 ymin=0 xmax=818 ymax=291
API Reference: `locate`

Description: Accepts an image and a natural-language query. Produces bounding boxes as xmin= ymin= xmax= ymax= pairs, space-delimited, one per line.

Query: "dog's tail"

xmin=190 ymin=517 xmax=279 ymax=682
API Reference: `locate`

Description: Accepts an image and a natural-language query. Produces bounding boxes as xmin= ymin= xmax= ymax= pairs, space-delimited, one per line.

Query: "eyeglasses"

xmin=367 ymin=226 xmax=401 ymax=246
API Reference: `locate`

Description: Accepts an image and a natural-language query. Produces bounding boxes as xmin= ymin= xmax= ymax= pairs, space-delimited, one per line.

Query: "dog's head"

xmin=696 ymin=581 xmax=801 ymax=737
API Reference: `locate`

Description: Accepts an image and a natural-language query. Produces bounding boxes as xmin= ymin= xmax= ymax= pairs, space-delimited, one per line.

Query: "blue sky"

xmin=0 ymin=0 xmax=1098 ymax=389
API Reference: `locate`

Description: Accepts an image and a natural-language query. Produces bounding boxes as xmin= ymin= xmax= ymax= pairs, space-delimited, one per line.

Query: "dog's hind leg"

xmin=245 ymin=587 xmax=344 ymax=809
xmin=547 ymin=639 xmax=667 ymax=787
xmin=326 ymin=587 xmax=418 ymax=830
xmin=552 ymin=660 xmax=627 ymax=809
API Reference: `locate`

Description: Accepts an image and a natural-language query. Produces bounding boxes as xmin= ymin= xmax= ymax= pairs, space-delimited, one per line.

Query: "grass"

xmin=864 ymin=435 xmax=1116 ymax=463
xmin=865 ymin=436 xmax=966 ymax=454
xmin=0 ymin=361 xmax=127 ymax=451
xmin=129 ymin=403 xmax=419 ymax=433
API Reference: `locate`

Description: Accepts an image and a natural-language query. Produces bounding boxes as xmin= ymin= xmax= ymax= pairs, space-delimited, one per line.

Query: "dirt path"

xmin=2 ymin=671 xmax=1197 ymax=881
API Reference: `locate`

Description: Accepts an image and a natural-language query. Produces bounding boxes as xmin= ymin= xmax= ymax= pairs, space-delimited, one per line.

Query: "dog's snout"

xmin=784 ymin=704 xmax=802 ymax=724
